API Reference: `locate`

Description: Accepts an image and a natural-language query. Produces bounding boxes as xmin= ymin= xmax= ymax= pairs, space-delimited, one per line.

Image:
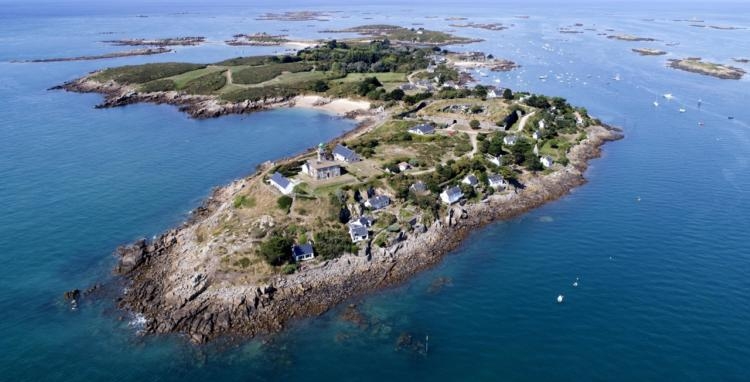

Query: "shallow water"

xmin=1 ymin=1 xmax=749 ymax=380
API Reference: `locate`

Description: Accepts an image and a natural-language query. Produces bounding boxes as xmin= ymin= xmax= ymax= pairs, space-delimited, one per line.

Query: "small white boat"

xmin=539 ymin=75 xmax=548 ymax=79
xmin=653 ymin=101 xmax=659 ymax=107
xmin=679 ymin=108 xmax=686 ymax=113
xmin=572 ymin=281 xmax=578 ymax=287
xmin=613 ymin=74 xmax=621 ymax=81
xmin=663 ymin=93 xmax=674 ymax=100
xmin=557 ymin=295 xmax=564 ymax=303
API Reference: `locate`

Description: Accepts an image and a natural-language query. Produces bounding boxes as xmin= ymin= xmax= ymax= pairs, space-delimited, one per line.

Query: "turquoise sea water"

xmin=1 ymin=1 xmax=749 ymax=380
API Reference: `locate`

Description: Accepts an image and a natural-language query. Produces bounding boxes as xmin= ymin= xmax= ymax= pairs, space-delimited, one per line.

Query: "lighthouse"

xmin=317 ymin=142 xmax=325 ymax=162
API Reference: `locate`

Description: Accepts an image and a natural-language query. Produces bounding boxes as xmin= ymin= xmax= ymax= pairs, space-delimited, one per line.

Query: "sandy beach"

xmin=292 ymin=95 xmax=371 ymax=115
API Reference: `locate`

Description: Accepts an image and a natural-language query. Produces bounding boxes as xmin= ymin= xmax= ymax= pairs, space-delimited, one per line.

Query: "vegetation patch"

xmin=93 ymin=62 xmax=206 ymax=84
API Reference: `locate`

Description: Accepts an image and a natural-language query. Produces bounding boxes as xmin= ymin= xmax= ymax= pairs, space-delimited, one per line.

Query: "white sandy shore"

xmin=291 ymin=95 xmax=371 ymax=116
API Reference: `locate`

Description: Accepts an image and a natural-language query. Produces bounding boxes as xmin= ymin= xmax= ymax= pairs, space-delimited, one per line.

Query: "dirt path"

xmin=517 ymin=111 xmax=535 ymax=132
xmin=225 ymin=68 xmax=234 ymax=85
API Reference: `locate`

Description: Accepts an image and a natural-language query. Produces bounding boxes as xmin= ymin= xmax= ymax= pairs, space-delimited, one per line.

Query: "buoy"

xmin=557 ymin=295 xmax=564 ymax=303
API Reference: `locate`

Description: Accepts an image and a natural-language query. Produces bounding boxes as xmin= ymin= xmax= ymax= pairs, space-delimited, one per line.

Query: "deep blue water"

xmin=1 ymin=1 xmax=749 ymax=381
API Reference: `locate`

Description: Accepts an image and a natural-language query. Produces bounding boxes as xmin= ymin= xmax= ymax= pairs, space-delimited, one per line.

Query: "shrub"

xmin=233 ymin=195 xmax=256 ymax=209
xmin=277 ymin=195 xmax=293 ymax=212
xmin=258 ymin=234 xmax=293 ymax=266
xmin=313 ymin=229 xmax=353 ymax=260
xmin=139 ymin=78 xmax=177 ymax=92
xmin=233 ymin=62 xmax=312 ymax=85
xmin=181 ymin=70 xmax=227 ymax=94
xmin=238 ymin=257 xmax=251 ymax=268
xmin=94 ymin=62 xmax=206 ymax=84
xmin=469 ymin=119 xmax=481 ymax=129
xmin=281 ymin=263 xmax=298 ymax=274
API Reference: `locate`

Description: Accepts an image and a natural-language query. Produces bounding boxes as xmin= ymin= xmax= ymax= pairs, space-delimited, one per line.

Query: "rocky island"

xmin=225 ymin=33 xmax=291 ymax=46
xmin=59 ymin=39 xmax=621 ymax=343
xmin=668 ymin=58 xmax=746 ymax=80
xmin=103 ymin=37 xmax=205 ymax=46
xmin=607 ymin=34 xmax=657 ymax=42
xmin=319 ymin=24 xmax=482 ymax=46
xmin=632 ymin=48 xmax=667 ymax=56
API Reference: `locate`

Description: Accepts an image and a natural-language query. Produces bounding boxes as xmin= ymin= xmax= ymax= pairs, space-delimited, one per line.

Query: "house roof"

xmin=292 ymin=244 xmax=314 ymax=257
xmin=349 ymin=224 xmax=368 ymax=237
xmin=504 ymin=135 xmax=518 ymax=144
xmin=410 ymin=181 xmax=428 ymax=193
xmin=409 ymin=124 xmax=435 ymax=134
xmin=488 ymin=174 xmax=506 ymax=185
xmin=464 ymin=174 xmax=478 ymax=186
xmin=443 ymin=186 xmax=463 ymax=199
xmin=350 ymin=216 xmax=373 ymax=227
xmin=269 ymin=171 xmax=291 ymax=189
xmin=333 ymin=144 xmax=360 ymax=161
xmin=367 ymin=195 xmax=391 ymax=209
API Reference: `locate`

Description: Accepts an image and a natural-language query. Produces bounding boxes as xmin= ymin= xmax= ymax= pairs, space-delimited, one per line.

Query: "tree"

xmin=503 ymin=88 xmax=513 ymax=100
xmin=277 ymin=195 xmax=293 ymax=212
xmin=258 ymin=234 xmax=294 ymax=266
xmin=314 ymin=229 xmax=353 ymax=260
xmin=473 ymin=85 xmax=488 ymax=99
xmin=311 ymin=80 xmax=329 ymax=92
xmin=469 ymin=119 xmax=481 ymax=129
xmin=338 ymin=206 xmax=351 ymax=224
xmin=389 ymin=88 xmax=405 ymax=101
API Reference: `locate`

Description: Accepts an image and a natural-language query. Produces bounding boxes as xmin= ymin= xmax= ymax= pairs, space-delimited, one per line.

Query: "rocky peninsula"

xmin=19 ymin=47 xmax=171 ymax=63
xmin=103 ymin=37 xmax=205 ymax=46
xmin=59 ymin=41 xmax=622 ymax=344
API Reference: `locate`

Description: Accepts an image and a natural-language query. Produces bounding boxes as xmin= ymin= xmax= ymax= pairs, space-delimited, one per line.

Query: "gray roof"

xmin=464 ymin=174 xmax=478 ymax=186
xmin=292 ymin=244 xmax=314 ymax=257
xmin=488 ymin=174 xmax=506 ymax=185
xmin=349 ymin=224 xmax=368 ymax=237
xmin=410 ymin=181 xmax=428 ymax=193
xmin=332 ymin=144 xmax=360 ymax=162
xmin=367 ymin=195 xmax=391 ymax=210
xmin=409 ymin=124 xmax=435 ymax=134
xmin=444 ymin=186 xmax=463 ymax=198
xmin=270 ymin=172 xmax=291 ymax=189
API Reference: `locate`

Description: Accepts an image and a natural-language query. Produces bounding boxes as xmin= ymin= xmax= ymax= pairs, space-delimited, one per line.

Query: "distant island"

xmin=58 ymin=37 xmax=621 ymax=343
xmin=256 ymin=11 xmax=332 ymax=21
xmin=668 ymin=58 xmax=746 ymax=80
xmin=319 ymin=24 xmax=482 ymax=45
xmin=103 ymin=37 xmax=205 ymax=47
xmin=18 ymin=47 xmax=171 ymax=63
xmin=632 ymin=48 xmax=667 ymax=56
xmin=607 ymin=34 xmax=657 ymax=42
xmin=225 ymin=33 xmax=291 ymax=46
xmin=449 ymin=22 xmax=510 ymax=31
xmin=733 ymin=58 xmax=750 ymax=64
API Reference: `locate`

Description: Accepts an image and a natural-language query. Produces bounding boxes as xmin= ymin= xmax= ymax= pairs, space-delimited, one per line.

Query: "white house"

xmin=398 ymin=162 xmax=411 ymax=172
xmin=462 ymin=174 xmax=479 ymax=187
xmin=440 ymin=186 xmax=464 ymax=205
xmin=532 ymin=130 xmax=542 ymax=140
xmin=348 ymin=224 xmax=369 ymax=243
xmin=541 ymin=156 xmax=554 ymax=168
xmin=503 ymin=135 xmax=518 ymax=146
xmin=332 ymin=144 xmax=360 ymax=163
xmin=268 ymin=172 xmax=295 ymax=195
xmin=488 ymin=174 xmax=508 ymax=189
xmin=292 ymin=243 xmax=315 ymax=262
xmin=533 ymin=144 xmax=539 ymax=156
xmin=538 ymin=119 xmax=546 ymax=130
xmin=487 ymin=89 xmax=498 ymax=98
xmin=485 ymin=154 xmax=503 ymax=166
xmin=408 ymin=124 xmax=435 ymax=135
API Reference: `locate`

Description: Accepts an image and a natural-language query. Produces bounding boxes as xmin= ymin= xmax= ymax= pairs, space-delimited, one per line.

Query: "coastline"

xmin=55 ymin=76 xmax=372 ymax=120
xmin=111 ymin=120 xmax=622 ymax=343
